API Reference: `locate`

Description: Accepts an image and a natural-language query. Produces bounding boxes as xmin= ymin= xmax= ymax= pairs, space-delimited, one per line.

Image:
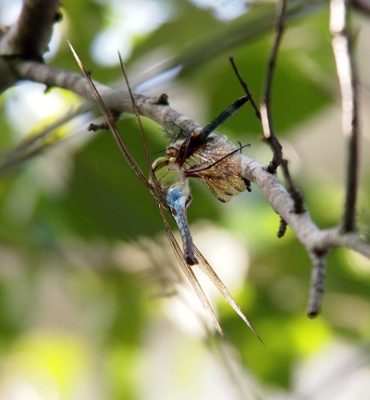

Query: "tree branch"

xmin=238 ymin=155 xmax=370 ymax=262
xmin=0 ymin=0 xmax=368 ymax=320
xmin=260 ymin=0 xmax=305 ymax=216
xmin=0 ymin=0 xmax=61 ymax=93
xmin=0 ymin=54 xmax=369 ymax=321
xmin=11 ymin=59 xmax=202 ymax=135
xmin=8 ymin=59 xmax=370 ymax=263
xmin=238 ymin=153 xmax=370 ymax=316
xmin=0 ymin=0 xmax=61 ymax=59
xmin=11 ymin=59 xmax=370 ymax=264
xmin=307 ymin=250 xmax=328 ymax=317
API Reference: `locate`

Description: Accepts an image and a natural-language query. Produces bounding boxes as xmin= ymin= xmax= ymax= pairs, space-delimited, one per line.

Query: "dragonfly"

xmin=152 ymin=97 xmax=252 ymax=266
xmin=69 ymin=42 xmax=261 ymax=342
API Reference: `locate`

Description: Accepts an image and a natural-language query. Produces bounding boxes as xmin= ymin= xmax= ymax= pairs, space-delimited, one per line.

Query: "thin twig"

xmin=330 ymin=0 xmax=359 ymax=233
xmin=277 ymin=217 xmax=287 ymax=238
xmin=229 ymin=56 xmax=261 ymax=120
xmin=307 ymin=250 xmax=328 ymax=317
xmin=260 ymin=0 xmax=286 ymax=171
xmin=230 ymin=55 xmax=304 ymax=236
xmin=260 ymin=0 xmax=306 ymax=214
xmin=13 ymin=60 xmax=203 ymax=136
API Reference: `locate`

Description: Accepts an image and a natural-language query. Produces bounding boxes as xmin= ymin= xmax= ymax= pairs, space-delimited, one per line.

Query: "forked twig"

xmin=231 ymin=0 xmax=362 ymax=318
xmin=230 ymin=2 xmax=305 ymax=215
xmin=229 ymin=56 xmax=261 ymax=120
xmin=307 ymin=0 xmax=360 ymax=317
xmin=229 ymin=1 xmax=305 ymax=237
xmin=304 ymin=0 xmax=361 ymax=317
xmin=260 ymin=0 xmax=286 ymax=172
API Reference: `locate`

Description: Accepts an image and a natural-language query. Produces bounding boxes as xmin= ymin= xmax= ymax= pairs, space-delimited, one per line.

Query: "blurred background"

xmin=0 ymin=0 xmax=370 ymax=399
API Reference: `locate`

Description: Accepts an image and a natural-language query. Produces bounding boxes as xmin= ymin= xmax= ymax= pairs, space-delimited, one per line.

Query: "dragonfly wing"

xmin=194 ymin=246 xmax=263 ymax=343
xmin=199 ymin=174 xmax=245 ymax=203
xmin=158 ymin=206 xmax=224 ymax=337
xmin=184 ymin=134 xmax=247 ymax=202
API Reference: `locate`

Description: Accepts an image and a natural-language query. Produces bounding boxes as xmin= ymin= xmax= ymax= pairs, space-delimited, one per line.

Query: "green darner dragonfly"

xmin=152 ymin=96 xmax=251 ymax=266
xmin=69 ymin=42 xmax=261 ymax=341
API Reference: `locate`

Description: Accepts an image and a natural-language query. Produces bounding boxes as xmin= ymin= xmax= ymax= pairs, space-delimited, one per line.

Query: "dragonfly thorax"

xmin=151 ymin=156 xmax=191 ymax=205
xmin=166 ymin=142 xmax=181 ymax=158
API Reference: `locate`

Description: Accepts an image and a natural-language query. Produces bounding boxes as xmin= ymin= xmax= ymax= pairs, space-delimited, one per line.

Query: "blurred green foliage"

xmin=0 ymin=0 xmax=370 ymax=399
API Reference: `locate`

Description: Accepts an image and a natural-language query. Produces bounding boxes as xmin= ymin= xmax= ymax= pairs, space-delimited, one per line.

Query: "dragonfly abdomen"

xmin=165 ymin=185 xmax=197 ymax=265
xmin=152 ymin=157 xmax=197 ymax=265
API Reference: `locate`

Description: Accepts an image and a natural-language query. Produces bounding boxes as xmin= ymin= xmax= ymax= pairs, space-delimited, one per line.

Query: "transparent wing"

xmin=158 ymin=206 xmax=225 ymax=337
xmin=195 ymin=246 xmax=263 ymax=344
xmin=184 ymin=134 xmax=247 ymax=203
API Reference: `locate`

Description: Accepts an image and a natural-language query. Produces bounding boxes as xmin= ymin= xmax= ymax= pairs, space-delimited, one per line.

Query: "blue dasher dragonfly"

xmin=69 ymin=43 xmax=261 ymax=341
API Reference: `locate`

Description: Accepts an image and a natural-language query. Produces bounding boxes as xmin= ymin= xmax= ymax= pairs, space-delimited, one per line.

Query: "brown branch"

xmin=238 ymin=153 xmax=370 ymax=316
xmin=300 ymin=0 xmax=363 ymax=319
xmin=0 ymin=0 xmax=61 ymax=59
xmin=13 ymin=60 xmax=112 ymax=100
xmin=11 ymin=59 xmax=201 ymax=134
xmin=16 ymin=59 xmax=366 ymax=272
xmin=330 ymin=0 xmax=360 ymax=233
xmin=8 ymin=57 xmax=368 ymax=264
xmin=238 ymin=154 xmax=370 ymax=261
xmin=277 ymin=217 xmax=288 ymax=238
xmin=0 ymin=57 xmax=19 ymax=93
xmin=0 ymin=0 xmax=61 ymax=92
xmin=5 ymin=58 xmax=369 ymax=270
xmin=229 ymin=56 xmax=261 ymax=120
xmin=2 ymin=56 xmax=370 ymax=322
xmin=234 ymin=2 xmax=307 ymax=216
xmin=352 ymin=0 xmax=370 ymax=15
